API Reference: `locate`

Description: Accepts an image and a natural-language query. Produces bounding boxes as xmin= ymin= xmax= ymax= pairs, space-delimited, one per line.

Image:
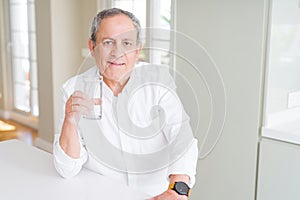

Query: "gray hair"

xmin=90 ymin=8 xmax=141 ymax=45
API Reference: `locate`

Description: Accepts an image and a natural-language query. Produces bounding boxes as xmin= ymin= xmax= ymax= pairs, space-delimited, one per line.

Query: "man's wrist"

xmin=168 ymin=174 xmax=191 ymax=197
xmin=168 ymin=181 xmax=191 ymax=197
xmin=169 ymin=174 xmax=190 ymax=185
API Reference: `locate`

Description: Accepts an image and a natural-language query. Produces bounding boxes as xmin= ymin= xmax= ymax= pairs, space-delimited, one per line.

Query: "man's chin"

xmin=102 ymin=74 xmax=124 ymax=83
xmin=103 ymin=70 xmax=132 ymax=80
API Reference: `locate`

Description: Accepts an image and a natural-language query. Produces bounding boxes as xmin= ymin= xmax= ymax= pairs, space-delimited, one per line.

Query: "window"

xmin=264 ymin=0 xmax=300 ymax=119
xmin=102 ymin=0 xmax=174 ymax=65
xmin=262 ymin=0 xmax=300 ymax=143
xmin=7 ymin=0 xmax=39 ymax=117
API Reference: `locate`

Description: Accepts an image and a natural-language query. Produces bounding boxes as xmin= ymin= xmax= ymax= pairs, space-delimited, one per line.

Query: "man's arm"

xmin=53 ymin=90 xmax=91 ymax=178
xmin=148 ymin=138 xmax=198 ymax=200
xmin=59 ymin=91 xmax=83 ymax=158
xmin=149 ymin=78 xmax=198 ymax=199
xmin=149 ymin=174 xmax=189 ymax=200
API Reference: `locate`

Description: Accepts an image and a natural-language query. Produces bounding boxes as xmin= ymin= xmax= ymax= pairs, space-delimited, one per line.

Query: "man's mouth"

xmin=107 ymin=61 xmax=125 ymax=66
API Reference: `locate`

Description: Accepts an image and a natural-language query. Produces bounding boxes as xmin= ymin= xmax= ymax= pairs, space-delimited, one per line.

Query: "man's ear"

xmin=88 ymin=39 xmax=95 ymax=57
xmin=136 ymin=43 xmax=142 ymax=60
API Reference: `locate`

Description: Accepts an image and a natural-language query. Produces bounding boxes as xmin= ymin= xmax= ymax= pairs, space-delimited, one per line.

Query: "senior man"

xmin=53 ymin=8 xmax=198 ymax=200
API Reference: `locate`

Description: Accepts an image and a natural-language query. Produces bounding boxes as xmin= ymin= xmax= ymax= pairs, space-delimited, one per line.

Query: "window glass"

xmin=9 ymin=0 xmax=39 ymax=116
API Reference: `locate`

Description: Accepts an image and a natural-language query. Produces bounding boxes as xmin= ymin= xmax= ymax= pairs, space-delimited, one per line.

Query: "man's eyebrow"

xmin=100 ymin=37 xmax=135 ymax=43
xmin=101 ymin=37 xmax=115 ymax=41
xmin=101 ymin=37 xmax=130 ymax=40
xmin=122 ymin=38 xmax=135 ymax=42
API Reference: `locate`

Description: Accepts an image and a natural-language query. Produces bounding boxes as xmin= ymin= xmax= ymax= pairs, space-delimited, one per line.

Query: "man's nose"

xmin=110 ymin=42 xmax=124 ymax=57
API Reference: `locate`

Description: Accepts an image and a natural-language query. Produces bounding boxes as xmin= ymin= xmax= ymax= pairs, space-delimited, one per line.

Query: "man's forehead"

xmin=100 ymin=31 xmax=137 ymax=40
xmin=97 ymin=27 xmax=137 ymax=41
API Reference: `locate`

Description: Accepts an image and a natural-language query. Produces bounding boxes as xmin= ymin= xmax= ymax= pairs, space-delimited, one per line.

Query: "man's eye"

xmin=103 ymin=40 xmax=114 ymax=46
xmin=124 ymin=41 xmax=133 ymax=47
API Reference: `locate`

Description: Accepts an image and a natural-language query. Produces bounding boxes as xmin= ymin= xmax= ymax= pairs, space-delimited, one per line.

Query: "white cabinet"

xmin=257 ymin=138 xmax=300 ymax=200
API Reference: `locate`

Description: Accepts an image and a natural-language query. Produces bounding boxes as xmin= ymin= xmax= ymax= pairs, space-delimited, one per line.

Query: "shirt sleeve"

xmin=52 ymin=82 xmax=88 ymax=178
xmin=53 ymin=134 xmax=88 ymax=178
xmin=158 ymin=80 xmax=199 ymax=188
xmin=167 ymin=138 xmax=198 ymax=187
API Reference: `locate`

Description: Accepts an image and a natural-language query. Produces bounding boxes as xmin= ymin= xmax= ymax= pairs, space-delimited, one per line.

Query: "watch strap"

xmin=168 ymin=182 xmax=191 ymax=197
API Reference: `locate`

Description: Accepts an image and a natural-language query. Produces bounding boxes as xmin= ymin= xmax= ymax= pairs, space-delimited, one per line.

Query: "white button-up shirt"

xmin=53 ymin=63 xmax=198 ymax=197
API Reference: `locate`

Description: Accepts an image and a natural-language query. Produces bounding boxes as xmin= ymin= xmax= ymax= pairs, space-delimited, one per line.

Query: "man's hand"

xmin=59 ymin=91 xmax=94 ymax=158
xmin=148 ymin=174 xmax=190 ymax=200
xmin=64 ymin=91 xmax=94 ymax=125
xmin=149 ymin=189 xmax=188 ymax=200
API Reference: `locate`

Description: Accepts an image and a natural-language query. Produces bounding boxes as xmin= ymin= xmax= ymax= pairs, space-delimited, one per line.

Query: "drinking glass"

xmin=82 ymin=74 xmax=102 ymax=120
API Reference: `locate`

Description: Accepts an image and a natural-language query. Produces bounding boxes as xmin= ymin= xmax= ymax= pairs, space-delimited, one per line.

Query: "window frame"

xmin=1 ymin=0 xmax=39 ymax=128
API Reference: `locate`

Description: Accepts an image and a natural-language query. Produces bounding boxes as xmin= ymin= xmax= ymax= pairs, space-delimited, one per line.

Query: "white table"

xmin=0 ymin=140 xmax=148 ymax=200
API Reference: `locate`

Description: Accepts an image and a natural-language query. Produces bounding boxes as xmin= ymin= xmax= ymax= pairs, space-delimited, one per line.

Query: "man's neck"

xmin=103 ymin=77 xmax=129 ymax=96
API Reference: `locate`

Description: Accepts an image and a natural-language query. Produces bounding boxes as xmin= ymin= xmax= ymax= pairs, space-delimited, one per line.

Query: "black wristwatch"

xmin=168 ymin=181 xmax=191 ymax=197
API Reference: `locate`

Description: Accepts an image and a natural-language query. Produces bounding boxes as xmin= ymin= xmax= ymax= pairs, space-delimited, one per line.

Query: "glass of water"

xmin=82 ymin=74 xmax=102 ymax=120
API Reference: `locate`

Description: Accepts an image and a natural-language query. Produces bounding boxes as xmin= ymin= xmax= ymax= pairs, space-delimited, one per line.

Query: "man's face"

xmin=89 ymin=14 xmax=141 ymax=83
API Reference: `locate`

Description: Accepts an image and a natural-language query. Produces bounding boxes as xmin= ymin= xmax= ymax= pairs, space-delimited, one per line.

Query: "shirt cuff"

xmin=53 ymin=134 xmax=87 ymax=178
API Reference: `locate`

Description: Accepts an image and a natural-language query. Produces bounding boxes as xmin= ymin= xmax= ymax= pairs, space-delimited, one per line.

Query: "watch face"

xmin=174 ymin=182 xmax=189 ymax=195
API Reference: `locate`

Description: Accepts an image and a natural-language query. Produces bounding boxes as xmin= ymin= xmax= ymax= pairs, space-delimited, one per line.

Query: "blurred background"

xmin=0 ymin=0 xmax=300 ymax=200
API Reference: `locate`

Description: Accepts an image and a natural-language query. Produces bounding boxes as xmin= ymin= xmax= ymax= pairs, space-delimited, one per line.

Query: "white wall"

xmin=35 ymin=0 xmax=54 ymax=145
xmin=175 ymin=0 xmax=267 ymax=199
